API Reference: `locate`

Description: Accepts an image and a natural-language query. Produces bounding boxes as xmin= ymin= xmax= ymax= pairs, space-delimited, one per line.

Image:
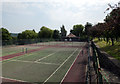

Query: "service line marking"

xmin=2 ymin=53 xmax=34 ymax=64
xmin=2 ymin=76 xmax=28 ymax=82
xmin=43 ymin=48 xmax=78 ymax=84
xmin=10 ymin=59 xmax=60 ymax=66
xmin=34 ymin=51 xmax=58 ymax=62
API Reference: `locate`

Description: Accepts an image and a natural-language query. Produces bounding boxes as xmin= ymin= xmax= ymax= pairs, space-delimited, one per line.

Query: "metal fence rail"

xmin=91 ymin=41 xmax=109 ymax=84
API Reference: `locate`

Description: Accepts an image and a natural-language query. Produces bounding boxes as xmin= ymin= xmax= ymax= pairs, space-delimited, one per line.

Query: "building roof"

xmin=66 ymin=33 xmax=76 ymax=38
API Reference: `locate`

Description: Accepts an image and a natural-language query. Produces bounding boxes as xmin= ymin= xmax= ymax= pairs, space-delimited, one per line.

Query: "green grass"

xmin=93 ymin=38 xmax=120 ymax=60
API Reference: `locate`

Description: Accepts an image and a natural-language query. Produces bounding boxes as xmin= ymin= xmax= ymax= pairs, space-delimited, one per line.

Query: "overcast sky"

xmin=1 ymin=0 xmax=120 ymax=34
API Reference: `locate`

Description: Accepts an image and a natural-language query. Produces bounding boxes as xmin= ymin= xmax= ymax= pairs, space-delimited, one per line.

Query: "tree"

xmin=84 ymin=22 xmax=92 ymax=35
xmin=89 ymin=23 xmax=105 ymax=39
xmin=17 ymin=30 xmax=37 ymax=39
xmin=104 ymin=3 xmax=120 ymax=45
xmin=32 ymin=29 xmax=36 ymax=33
xmin=60 ymin=25 xmax=67 ymax=38
xmin=52 ymin=30 xmax=60 ymax=39
xmin=0 ymin=28 xmax=12 ymax=40
xmin=38 ymin=26 xmax=53 ymax=38
xmin=88 ymin=2 xmax=120 ymax=46
xmin=70 ymin=24 xmax=84 ymax=37
xmin=17 ymin=33 xmax=23 ymax=39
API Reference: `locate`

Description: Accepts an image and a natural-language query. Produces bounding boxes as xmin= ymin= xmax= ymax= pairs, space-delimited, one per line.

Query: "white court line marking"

xmin=2 ymin=47 xmax=52 ymax=64
xmin=2 ymin=53 xmax=35 ymax=64
xmin=35 ymin=61 xmax=60 ymax=65
xmin=10 ymin=59 xmax=59 ymax=66
xmin=2 ymin=77 xmax=28 ymax=82
xmin=60 ymin=49 xmax=81 ymax=83
xmin=34 ymin=51 xmax=58 ymax=62
xmin=43 ymin=48 xmax=78 ymax=84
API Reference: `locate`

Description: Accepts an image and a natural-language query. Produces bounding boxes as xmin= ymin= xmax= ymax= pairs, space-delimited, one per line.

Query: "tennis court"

xmin=2 ymin=42 xmax=87 ymax=83
xmin=2 ymin=45 xmax=42 ymax=57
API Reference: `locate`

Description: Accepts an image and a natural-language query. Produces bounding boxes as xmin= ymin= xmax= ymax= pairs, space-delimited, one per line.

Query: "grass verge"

xmin=93 ymin=38 xmax=120 ymax=61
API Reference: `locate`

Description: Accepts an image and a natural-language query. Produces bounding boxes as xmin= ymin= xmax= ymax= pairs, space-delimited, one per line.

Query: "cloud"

xmin=2 ymin=0 xmax=120 ymax=33
xmin=0 ymin=2 xmax=2 ymax=28
xmin=2 ymin=2 xmax=34 ymax=15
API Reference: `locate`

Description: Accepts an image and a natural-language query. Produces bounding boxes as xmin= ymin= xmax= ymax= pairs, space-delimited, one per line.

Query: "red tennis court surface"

xmin=61 ymin=45 xmax=88 ymax=83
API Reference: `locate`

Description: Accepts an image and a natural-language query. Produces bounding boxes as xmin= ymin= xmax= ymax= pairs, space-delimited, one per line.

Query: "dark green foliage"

xmin=0 ymin=28 xmax=12 ymax=40
xmin=38 ymin=26 xmax=53 ymax=38
xmin=17 ymin=30 xmax=38 ymax=45
xmin=17 ymin=30 xmax=37 ymax=39
xmin=32 ymin=29 xmax=36 ymax=33
xmin=84 ymin=22 xmax=92 ymax=35
xmin=60 ymin=25 xmax=67 ymax=38
xmin=52 ymin=30 xmax=60 ymax=39
xmin=17 ymin=33 xmax=22 ymax=39
xmin=70 ymin=24 xmax=84 ymax=37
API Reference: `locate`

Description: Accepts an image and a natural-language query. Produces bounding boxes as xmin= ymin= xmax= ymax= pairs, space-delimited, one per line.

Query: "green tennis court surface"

xmin=2 ymin=42 xmax=86 ymax=83
xmin=2 ymin=45 xmax=42 ymax=57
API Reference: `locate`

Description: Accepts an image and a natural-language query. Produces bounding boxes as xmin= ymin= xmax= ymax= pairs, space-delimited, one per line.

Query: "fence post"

xmin=26 ymin=48 xmax=27 ymax=53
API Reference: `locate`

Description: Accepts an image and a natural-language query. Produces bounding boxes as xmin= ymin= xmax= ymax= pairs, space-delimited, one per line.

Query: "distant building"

xmin=64 ymin=33 xmax=79 ymax=41
xmin=67 ymin=33 xmax=76 ymax=38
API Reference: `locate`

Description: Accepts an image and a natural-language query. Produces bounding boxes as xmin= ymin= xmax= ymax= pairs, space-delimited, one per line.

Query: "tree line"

xmin=1 ymin=25 xmax=66 ymax=40
xmin=88 ymin=2 xmax=120 ymax=46
xmin=1 ymin=24 xmax=87 ymax=45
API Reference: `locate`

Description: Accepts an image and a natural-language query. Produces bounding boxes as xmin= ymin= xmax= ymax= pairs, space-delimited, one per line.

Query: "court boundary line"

xmin=10 ymin=59 xmax=60 ymax=66
xmin=60 ymin=48 xmax=82 ymax=83
xmin=43 ymin=48 xmax=78 ymax=84
xmin=2 ymin=76 xmax=28 ymax=82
